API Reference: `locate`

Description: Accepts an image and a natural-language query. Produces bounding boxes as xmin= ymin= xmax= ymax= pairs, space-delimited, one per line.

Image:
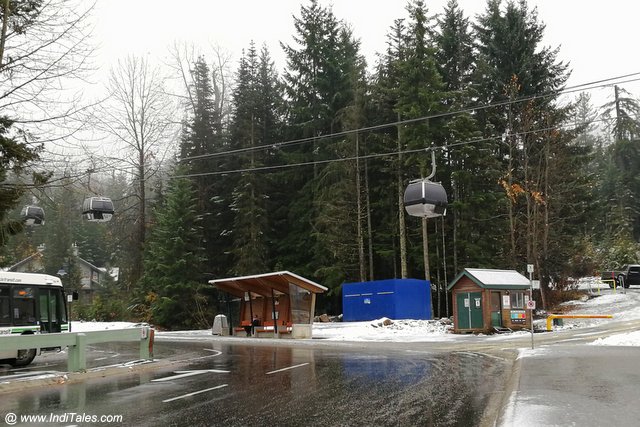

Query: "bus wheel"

xmin=11 ymin=349 xmax=36 ymax=367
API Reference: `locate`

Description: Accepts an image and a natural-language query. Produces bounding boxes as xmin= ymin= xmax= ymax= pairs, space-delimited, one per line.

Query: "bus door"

xmin=38 ymin=288 xmax=67 ymax=333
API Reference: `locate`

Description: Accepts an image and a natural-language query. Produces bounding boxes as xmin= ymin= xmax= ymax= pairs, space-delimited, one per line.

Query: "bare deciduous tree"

xmin=97 ymin=55 xmax=178 ymax=285
xmin=167 ymin=41 xmax=233 ymax=132
xmin=0 ymin=0 xmax=94 ymax=123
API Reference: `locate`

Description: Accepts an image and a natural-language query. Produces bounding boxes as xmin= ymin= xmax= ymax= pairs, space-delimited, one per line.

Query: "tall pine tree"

xmin=229 ymin=43 xmax=282 ymax=275
xmin=278 ymin=0 xmax=364 ymax=306
xmin=138 ymin=170 xmax=208 ymax=329
xmin=180 ymin=58 xmax=233 ymax=278
xmin=474 ymin=0 xmax=586 ymax=306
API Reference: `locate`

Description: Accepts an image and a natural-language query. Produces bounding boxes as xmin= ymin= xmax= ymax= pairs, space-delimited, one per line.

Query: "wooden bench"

xmin=233 ymin=320 xmax=252 ymax=336
xmin=233 ymin=321 xmax=294 ymax=337
xmin=253 ymin=321 xmax=295 ymax=337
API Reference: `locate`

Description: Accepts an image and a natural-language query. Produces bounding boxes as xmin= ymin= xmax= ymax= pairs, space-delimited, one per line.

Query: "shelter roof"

xmin=208 ymin=271 xmax=327 ymax=298
xmin=447 ymin=268 xmax=531 ymax=291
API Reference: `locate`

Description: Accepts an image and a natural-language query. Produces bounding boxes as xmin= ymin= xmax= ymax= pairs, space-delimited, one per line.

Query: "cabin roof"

xmin=448 ymin=268 xmax=531 ymax=290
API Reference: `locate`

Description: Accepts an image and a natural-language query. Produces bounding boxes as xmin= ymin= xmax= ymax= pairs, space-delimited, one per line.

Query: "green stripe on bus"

xmin=10 ymin=327 xmax=40 ymax=333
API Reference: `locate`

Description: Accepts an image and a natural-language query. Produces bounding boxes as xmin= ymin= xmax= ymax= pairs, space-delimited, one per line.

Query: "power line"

xmin=178 ymin=72 xmax=640 ymax=163
xmin=173 ymin=119 xmax=599 ymax=179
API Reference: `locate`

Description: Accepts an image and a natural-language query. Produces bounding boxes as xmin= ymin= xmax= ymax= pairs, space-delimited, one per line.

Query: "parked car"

xmin=601 ymin=265 xmax=640 ymax=288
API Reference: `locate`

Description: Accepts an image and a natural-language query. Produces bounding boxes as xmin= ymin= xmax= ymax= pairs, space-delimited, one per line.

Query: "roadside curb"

xmin=488 ymin=348 xmax=525 ymax=427
xmin=468 ymin=348 xmax=519 ymax=427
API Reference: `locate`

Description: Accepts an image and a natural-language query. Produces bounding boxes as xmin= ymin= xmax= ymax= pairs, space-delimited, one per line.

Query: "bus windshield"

xmin=12 ymin=287 xmax=37 ymax=326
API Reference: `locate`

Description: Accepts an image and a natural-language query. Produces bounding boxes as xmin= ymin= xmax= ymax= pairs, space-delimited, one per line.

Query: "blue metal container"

xmin=342 ymin=279 xmax=432 ymax=321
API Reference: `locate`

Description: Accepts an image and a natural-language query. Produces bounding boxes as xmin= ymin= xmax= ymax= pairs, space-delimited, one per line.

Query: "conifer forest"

xmin=1 ymin=0 xmax=639 ymax=329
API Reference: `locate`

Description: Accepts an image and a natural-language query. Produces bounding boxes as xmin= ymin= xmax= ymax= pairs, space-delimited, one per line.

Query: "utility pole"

xmin=422 ymin=216 xmax=432 ymax=316
xmin=441 ymin=215 xmax=449 ymax=318
xmin=527 ymin=264 xmax=535 ymax=349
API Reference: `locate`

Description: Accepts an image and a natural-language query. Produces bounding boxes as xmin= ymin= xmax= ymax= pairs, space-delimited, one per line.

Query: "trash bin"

xmin=212 ymin=314 xmax=228 ymax=336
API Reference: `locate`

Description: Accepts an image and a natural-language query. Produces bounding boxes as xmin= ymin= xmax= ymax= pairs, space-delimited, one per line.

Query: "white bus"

xmin=0 ymin=272 xmax=69 ymax=366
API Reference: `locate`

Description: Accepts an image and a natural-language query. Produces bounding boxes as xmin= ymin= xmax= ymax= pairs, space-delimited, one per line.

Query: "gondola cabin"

xmin=82 ymin=197 xmax=114 ymax=222
xmin=403 ymin=179 xmax=448 ymax=218
xmin=21 ymin=205 xmax=45 ymax=226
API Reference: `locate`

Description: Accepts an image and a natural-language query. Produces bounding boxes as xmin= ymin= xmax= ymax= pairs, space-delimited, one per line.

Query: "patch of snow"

xmin=589 ymin=330 xmax=640 ymax=347
xmin=70 ymin=321 xmax=140 ymax=332
xmin=313 ymin=318 xmax=456 ymax=342
xmin=516 ymin=346 xmax=550 ymax=360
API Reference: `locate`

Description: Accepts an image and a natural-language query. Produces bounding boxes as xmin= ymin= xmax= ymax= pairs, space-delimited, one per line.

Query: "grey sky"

xmin=93 ymin=0 xmax=640 ymax=107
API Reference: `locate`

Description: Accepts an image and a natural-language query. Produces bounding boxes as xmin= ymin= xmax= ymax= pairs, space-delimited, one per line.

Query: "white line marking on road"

xmin=203 ymin=349 xmax=222 ymax=355
xmin=265 ymin=363 xmax=309 ymax=375
xmin=162 ymin=384 xmax=228 ymax=403
xmin=152 ymin=369 xmax=229 ymax=382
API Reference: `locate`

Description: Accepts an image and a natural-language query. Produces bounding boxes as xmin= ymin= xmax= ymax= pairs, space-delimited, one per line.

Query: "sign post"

xmin=67 ymin=293 xmax=73 ymax=331
xmin=527 ymin=264 xmax=535 ymax=349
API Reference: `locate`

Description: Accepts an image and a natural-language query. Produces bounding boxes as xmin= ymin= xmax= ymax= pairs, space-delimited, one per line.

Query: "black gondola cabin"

xmin=21 ymin=206 xmax=45 ymax=226
xmin=403 ymin=180 xmax=448 ymax=218
xmin=82 ymin=197 xmax=114 ymax=222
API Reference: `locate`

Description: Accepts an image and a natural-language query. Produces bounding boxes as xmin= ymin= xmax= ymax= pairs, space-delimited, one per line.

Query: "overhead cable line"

xmin=173 ymin=118 xmax=598 ymax=179
xmin=178 ymin=72 xmax=640 ymax=163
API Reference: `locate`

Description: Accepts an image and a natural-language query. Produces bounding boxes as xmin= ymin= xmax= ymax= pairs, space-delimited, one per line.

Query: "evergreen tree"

xmin=601 ymin=87 xmax=640 ymax=242
xmin=473 ymin=0 xmax=585 ymax=307
xmin=40 ymin=177 xmax=83 ymax=294
xmin=369 ymin=1 xmax=446 ymax=284
xmin=368 ymin=18 xmax=409 ymax=280
xmin=313 ymin=28 xmax=368 ymax=296
xmin=0 ymin=117 xmax=44 ymax=247
xmin=278 ymin=0 xmax=364 ymax=303
xmin=138 ymin=171 xmax=208 ymax=329
xmin=229 ymin=43 xmax=281 ymax=275
xmin=434 ymin=0 xmax=503 ymax=276
xmin=180 ymin=57 xmax=232 ymax=277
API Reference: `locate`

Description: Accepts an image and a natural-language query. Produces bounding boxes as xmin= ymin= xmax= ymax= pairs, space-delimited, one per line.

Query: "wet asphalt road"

xmin=499 ymin=344 xmax=640 ymax=427
xmin=0 ymin=340 xmax=512 ymax=427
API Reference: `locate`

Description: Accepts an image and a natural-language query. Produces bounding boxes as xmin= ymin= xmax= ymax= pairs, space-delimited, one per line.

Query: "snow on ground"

xmin=70 ymin=287 xmax=640 ymax=346
xmin=312 ymin=318 xmax=457 ymax=342
xmin=70 ymin=321 xmax=145 ymax=332
xmin=590 ymin=330 xmax=640 ymax=347
xmin=549 ymin=287 xmax=640 ymax=346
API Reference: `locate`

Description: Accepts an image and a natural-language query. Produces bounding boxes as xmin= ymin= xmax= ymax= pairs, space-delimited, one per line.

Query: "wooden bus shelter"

xmin=208 ymin=271 xmax=327 ymax=339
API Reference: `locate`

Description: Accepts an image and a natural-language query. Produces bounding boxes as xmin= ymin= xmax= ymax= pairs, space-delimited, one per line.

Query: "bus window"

xmin=12 ymin=287 xmax=36 ymax=326
xmin=0 ymin=286 xmax=10 ymax=326
xmin=39 ymin=291 xmax=50 ymax=326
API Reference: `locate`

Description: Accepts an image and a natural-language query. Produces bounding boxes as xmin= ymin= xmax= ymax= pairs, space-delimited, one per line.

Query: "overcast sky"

xmin=92 ymin=0 xmax=640 ymax=108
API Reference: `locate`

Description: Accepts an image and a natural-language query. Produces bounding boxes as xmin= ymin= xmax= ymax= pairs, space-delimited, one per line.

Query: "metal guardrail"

xmin=546 ymin=314 xmax=613 ymax=331
xmin=0 ymin=327 xmax=154 ymax=372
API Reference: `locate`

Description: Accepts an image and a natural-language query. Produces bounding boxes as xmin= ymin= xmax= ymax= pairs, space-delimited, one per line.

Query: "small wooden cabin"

xmin=448 ymin=268 xmax=532 ymax=333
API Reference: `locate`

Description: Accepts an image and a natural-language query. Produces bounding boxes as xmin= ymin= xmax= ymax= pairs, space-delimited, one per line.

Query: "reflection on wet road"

xmin=0 ymin=340 xmax=510 ymax=426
